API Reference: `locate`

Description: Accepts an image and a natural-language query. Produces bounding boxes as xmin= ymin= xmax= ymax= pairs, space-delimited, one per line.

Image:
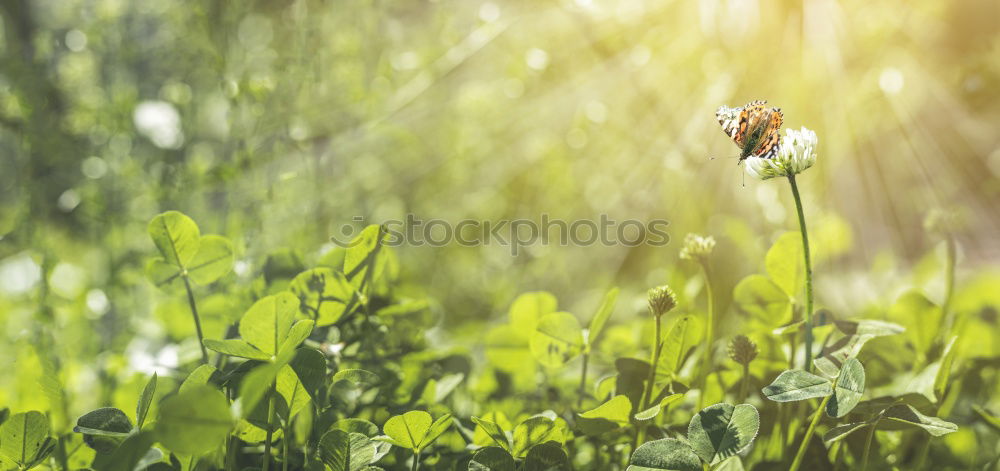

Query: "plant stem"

xmin=411 ymin=449 xmax=420 ymax=471
xmin=282 ymin=424 xmax=289 ymax=471
xmin=861 ymin=422 xmax=877 ymax=471
xmin=738 ymin=363 xmax=749 ymax=403
xmin=698 ymin=262 xmax=715 ymax=408
xmin=787 ymin=174 xmax=814 ymax=372
xmin=262 ymin=384 xmax=276 ymax=471
xmin=634 ymin=312 xmax=664 ymax=448
xmin=577 ymin=350 xmax=590 ymax=409
xmin=940 ymin=235 xmax=957 ymax=337
xmin=789 ymin=395 xmax=830 ymax=471
xmin=182 ymin=275 xmax=210 ymax=364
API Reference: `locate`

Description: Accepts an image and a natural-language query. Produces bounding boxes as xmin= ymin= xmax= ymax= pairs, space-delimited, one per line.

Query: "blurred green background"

xmin=1 ymin=0 xmax=998 ymax=429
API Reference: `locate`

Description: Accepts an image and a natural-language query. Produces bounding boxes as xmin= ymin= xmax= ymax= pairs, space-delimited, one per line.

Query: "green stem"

xmin=577 ymin=351 xmax=590 ymax=409
xmin=282 ymin=424 xmax=289 ymax=471
xmin=698 ymin=262 xmax=715 ymax=408
xmin=861 ymin=422 xmax=877 ymax=471
xmin=940 ymin=235 xmax=956 ymax=338
xmin=411 ymin=449 xmax=420 ymax=471
xmin=262 ymin=384 xmax=276 ymax=471
xmin=635 ymin=312 xmax=664 ymax=449
xmin=182 ymin=275 xmax=210 ymax=364
xmin=787 ymin=174 xmax=814 ymax=372
xmin=738 ymin=363 xmax=749 ymax=404
xmin=789 ymin=395 xmax=830 ymax=471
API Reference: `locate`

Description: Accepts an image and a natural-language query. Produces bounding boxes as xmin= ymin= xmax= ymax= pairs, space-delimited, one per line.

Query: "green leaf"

xmin=765 ymin=232 xmax=805 ymax=299
xmin=833 ymin=319 xmax=905 ymax=337
xmin=148 ymin=211 xmax=200 ymax=267
xmin=186 ymin=234 xmax=234 ymax=285
xmin=655 ymin=314 xmax=693 ymax=382
xmin=587 ymin=287 xmax=619 ymax=347
xmin=422 ymin=413 xmax=453 ymax=449
xmin=484 ymin=325 xmax=533 ymax=373
xmin=334 ymin=419 xmax=380 ymax=438
xmin=577 ymin=395 xmax=632 ymax=435
xmin=0 ymin=411 xmax=51 ymax=466
xmin=626 ymin=438 xmax=701 ymax=471
xmin=523 ymin=441 xmax=569 ymax=471
xmin=933 ymin=336 xmax=958 ymax=401
xmin=509 ymin=291 xmax=558 ymax=331
xmin=156 ymin=385 xmax=233 ymax=455
xmin=290 ymin=348 xmax=327 ymax=397
xmin=74 ymin=407 xmax=132 ymax=453
xmin=471 ymin=415 xmax=510 ymax=451
xmin=344 ymin=225 xmax=385 ymax=288
xmin=733 ymin=275 xmax=791 ymax=328
xmin=713 ymin=456 xmax=745 ymax=471
xmin=332 ymin=369 xmax=380 ymax=388
xmin=203 ymin=338 xmax=271 ymax=361
xmin=972 ymin=405 xmax=1000 ymax=433
xmin=529 ymin=312 xmax=584 ymax=368
xmin=381 ymin=411 xmax=432 ymax=451
xmin=468 ymin=446 xmax=516 ymax=471
xmin=91 ymin=431 xmax=157 ymax=471
xmin=634 ymin=394 xmax=683 ymax=422
xmin=687 ymin=403 xmax=760 ymax=465
xmin=180 ymin=364 xmax=220 ymax=394
xmin=511 ymin=416 xmax=560 ymax=458
xmin=279 ymin=319 xmax=315 ymax=354
xmin=239 ymin=348 xmax=296 ymax=415
xmin=881 ymin=404 xmax=957 ymax=436
xmin=888 ymin=291 xmax=941 ymax=354
xmin=239 ymin=292 xmax=300 ymax=356
xmin=276 ymin=365 xmax=311 ymax=421
xmin=135 ymin=373 xmax=157 ymax=430
xmin=318 ymin=429 xmax=377 ymax=471
xmin=827 ymin=358 xmax=865 ymax=418
xmin=290 ymin=268 xmax=358 ymax=326
xmin=813 ymin=334 xmax=876 ymax=378
xmin=822 ymin=421 xmax=871 ymax=445
xmin=761 ymin=370 xmax=833 ymax=402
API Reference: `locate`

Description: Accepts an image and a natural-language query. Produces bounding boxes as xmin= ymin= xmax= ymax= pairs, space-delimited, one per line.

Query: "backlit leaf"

xmin=687 ymin=403 xmax=760 ymax=465
xmin=761 ymin=370 xmax=832 ymax=402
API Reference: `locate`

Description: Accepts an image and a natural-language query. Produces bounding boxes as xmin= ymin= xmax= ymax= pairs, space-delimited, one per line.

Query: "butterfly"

xmin=716 ymin=100 xmax=783 ymax=162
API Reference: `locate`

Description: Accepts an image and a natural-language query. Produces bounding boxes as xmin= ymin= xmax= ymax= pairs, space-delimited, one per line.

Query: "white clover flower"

xmin=679 ymin=233 xmax=716 ymax=262
xmin=745 ymin=127 xmax=818 ymax=180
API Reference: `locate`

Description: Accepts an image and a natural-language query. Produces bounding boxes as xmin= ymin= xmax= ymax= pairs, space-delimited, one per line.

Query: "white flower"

xmin=745 ymin=127 xmax=818 ymax=180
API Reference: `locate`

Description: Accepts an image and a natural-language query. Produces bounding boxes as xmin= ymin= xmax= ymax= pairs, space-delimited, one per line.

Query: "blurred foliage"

xmin=0 ymin=0 xmax=998 ymax=469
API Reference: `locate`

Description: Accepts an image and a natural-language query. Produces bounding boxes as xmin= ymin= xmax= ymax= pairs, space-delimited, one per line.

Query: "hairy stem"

xmin=634 ymin=312 xmax=664 ymax=449
xmin=182 ymin=275 xmax=210 ymax=364
xmin=738 ymin=363 xmax=750 ymax=404
xmin=698 ymin=262 xmax=716 ymax=408
xmin=789 ymin=395 xmax=830 ymax=471
xmin=787 ymin=174 xmax=814 ymax=372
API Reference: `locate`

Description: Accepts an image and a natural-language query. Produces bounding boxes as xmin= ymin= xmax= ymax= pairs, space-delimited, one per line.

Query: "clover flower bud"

xmin=647 ymin=285 xmax=677 ymax=317
xmin=728 ymin=335 xmax=758 ymax=366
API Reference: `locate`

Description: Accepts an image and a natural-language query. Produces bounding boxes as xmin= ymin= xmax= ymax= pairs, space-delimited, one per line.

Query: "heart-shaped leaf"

xmin=762 ymin=370 xmax=832 ymax=402
xmin=733 ymin=275 xmax=792 ymax=328
xmin=156 ymin=386 xmax=233 ymax=455
xmin=471 ymin=415 xmax=510 ymax=451
xmin=511 ymin=416 xmax=562 ymax=458
xmin=687 ymin=403 xmax=760 ymax=465
xmin=529 ymin=312 xmax=584 ymax=368
xmin=469 ymin=446 xmax=516 ymax=471
xmin=523 ymin=441 xmax=569 ymax=471
xmin=766 ymin=232 xmax=805 ymax=299
xmin=74 ymin=407 xmax=132 ymax=453
xmin=148 ymin=211 xmax=200 ymax=268
xmin=380 ymin=411 xmax=432 ymax=451
xmin=318 ymin=429 xmax=377 ymax=471
xmin=290 ymin=268 xmax=358 ymax=326
xmin=626 ymin=438 xmax=701 ymax=471
xmin=239 ymin=292 xmax=302 ymax=357
xmin=827 ymin=358 xmax=865 ymax=418
xmin=577 ymin=395 xmax=632 ymax=435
